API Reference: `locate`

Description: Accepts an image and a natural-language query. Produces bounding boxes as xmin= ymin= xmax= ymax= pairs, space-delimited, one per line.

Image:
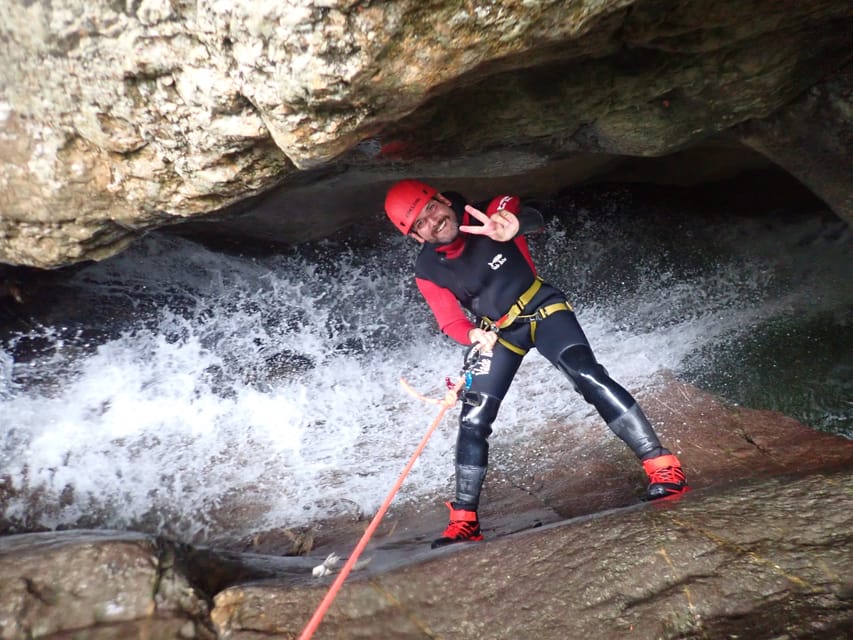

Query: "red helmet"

xmin=384 ymin=179 xmax=437 ymax=234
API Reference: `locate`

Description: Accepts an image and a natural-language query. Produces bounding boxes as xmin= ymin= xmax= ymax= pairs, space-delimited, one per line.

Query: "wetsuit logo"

xmin=488 ymin=253 xmax=507 ymax=270
xmin=470 ymin=350 xmax=492 ymax=376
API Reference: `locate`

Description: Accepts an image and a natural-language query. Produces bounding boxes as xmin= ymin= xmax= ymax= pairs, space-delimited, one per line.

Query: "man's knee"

xmin=556 ymin=344 xmax=634 ymax=422
xmin=459 ymin=390 xmax=500 ymax=440
xmin=456 ymin=391 xmax=500 ymax=467
xmin=557 ymin=345 xmax=609 ymax=398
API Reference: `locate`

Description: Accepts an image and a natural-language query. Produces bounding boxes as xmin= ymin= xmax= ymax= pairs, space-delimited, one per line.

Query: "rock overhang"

xmin=0 ymin=0 xmax=850 ymax=268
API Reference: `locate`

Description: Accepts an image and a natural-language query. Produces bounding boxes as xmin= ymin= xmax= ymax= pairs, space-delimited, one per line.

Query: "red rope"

xmin=297 ymin=376 xmax=463 ymax=640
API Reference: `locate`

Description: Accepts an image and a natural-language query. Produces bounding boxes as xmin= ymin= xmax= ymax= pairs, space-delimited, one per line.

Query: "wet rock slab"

xmin=212 ymin=471 xmax=853 ymax=639
xmin=240 ymin=378 xmax=853 ymax=562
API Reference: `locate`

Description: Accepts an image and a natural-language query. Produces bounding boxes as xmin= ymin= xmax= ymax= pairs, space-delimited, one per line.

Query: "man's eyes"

xmin=414 ymin=202 xmax=437 ymax=231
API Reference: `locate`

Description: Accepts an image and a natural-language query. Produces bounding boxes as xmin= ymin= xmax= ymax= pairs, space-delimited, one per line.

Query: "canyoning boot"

xmin=431 ymin=502 xmax=484 ymax=549
xmin=643 ymin=454 xmax=689 ymax=501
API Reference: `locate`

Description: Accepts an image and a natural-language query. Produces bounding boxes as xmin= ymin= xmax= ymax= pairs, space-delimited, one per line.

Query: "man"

xmin=384 ymin=179 xmax=688 ymax=548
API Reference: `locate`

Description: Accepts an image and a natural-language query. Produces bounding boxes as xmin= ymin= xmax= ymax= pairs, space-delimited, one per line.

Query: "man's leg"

xmin=454 ymin=389 xmax=499 ymax=510
xmin=433 ymin=344 xmax=522 ymax=548
xmin=535 ymin=312 xmax=688 ymax=499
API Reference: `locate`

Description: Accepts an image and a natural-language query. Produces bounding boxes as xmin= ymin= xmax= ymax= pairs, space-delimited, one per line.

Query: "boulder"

xmin=0 ymin=531 xmax=213 ymax=639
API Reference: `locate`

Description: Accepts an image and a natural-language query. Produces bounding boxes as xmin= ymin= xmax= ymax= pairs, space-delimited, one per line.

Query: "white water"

xmin=1 ymin=191 xmax=850 ymax=543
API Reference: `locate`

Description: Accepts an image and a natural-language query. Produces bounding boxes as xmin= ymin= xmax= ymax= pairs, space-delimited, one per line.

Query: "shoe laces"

xmin=648 ymin=464 xmax=686 ymax=486
xmin=442 ymin=518 xmax=480 ymax=540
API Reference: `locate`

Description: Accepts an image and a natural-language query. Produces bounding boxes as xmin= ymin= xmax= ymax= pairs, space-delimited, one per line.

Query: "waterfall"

xmin=2 ymin=185 xmax=849 ymax=543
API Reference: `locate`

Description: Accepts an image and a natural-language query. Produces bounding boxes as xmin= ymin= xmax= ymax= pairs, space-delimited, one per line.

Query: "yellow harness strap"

xmin=481 ymin=278 xmax=573 ymax=355
xmin=527 ymin=302 xmax=573 ymax=342
xmin=492 ymin=277 xmax=544 ymax=329
xmin=497 ymin=336 xmax=528 ymax=356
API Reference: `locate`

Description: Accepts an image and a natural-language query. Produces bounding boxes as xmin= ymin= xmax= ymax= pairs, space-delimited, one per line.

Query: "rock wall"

xmin=1 ymin=0 xmax=851 ymax=267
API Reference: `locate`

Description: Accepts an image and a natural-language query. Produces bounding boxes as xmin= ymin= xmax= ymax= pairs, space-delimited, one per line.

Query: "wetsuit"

xmin=415 ymin=192 xmax=670 ymax=510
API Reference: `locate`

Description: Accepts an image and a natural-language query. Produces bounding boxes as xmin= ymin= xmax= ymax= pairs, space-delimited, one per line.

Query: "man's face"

xmin=409 ymin=195 xmax=459 ymax=244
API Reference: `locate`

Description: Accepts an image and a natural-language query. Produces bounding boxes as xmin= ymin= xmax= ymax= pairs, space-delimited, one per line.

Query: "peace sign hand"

xmin=460 ymin=204 xmax=520 ymax=242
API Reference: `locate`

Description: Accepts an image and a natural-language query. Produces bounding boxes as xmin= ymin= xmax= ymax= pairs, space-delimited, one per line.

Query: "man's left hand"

xmin=460 ymin=205 xmax=519 ymax=241
xmin=467 ymin=327 xmax=498 ymax=351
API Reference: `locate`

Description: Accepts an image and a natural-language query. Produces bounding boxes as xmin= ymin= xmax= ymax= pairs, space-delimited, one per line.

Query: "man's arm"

xmin=416 ymin=277 xmax=476 ymax=345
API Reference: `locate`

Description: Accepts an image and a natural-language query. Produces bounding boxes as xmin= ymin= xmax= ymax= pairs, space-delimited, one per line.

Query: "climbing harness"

xmin=297 ymin=348 xmax=481 ymax=640
xmin=479 ymin=277 xmax=573 ymax=355
xmin=484 ymin=276 xmax=544 ymax=330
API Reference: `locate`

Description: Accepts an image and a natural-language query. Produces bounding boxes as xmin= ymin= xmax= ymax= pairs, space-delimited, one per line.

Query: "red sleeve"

xmin=416 ymin=277 xmax=475 ymax=345
xmin=485 ymin=195 xmax=521 ymax=216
